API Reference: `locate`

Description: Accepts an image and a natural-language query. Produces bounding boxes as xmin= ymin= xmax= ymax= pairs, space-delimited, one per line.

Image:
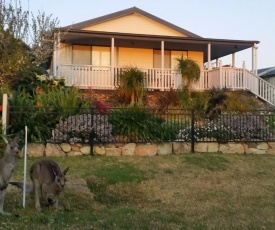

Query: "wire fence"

xmin=7 ymin=106 xmax=275 ymax=148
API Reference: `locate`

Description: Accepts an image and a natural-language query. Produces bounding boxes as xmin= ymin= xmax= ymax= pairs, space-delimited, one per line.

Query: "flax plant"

xmin=176 ymin=57 xmax=200 ymax=94
xmin=118 ymin=66 xmax=146 ymax=106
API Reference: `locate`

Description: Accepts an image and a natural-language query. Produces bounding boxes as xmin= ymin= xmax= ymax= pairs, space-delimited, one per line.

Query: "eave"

xmin=57 ymin=29 xmax=260 ymax=63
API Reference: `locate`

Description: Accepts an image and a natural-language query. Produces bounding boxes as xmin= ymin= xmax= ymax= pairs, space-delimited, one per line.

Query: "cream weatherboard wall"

xmin=118 ymin=48 xmax=153 ymax=68
xmin=58 ymin=44 xmax=204 ymax=70
xmin=83 ymin=13 xmax=186 ymax=37
xmin=188 ymin=51 xmax=204 ymax=70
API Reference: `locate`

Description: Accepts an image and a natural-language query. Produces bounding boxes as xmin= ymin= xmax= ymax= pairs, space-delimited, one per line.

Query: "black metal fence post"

xmin=89 ymin=107 xmax=95 ymax=156
xmin=191 ymin=109 xmax=195 ymax=153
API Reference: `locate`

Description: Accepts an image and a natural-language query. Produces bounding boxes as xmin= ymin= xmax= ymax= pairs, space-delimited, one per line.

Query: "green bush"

xmin=7 ymin=86 xmax=93 ymax=142
xmin=108 ymin=106 xmax=180 ymax=142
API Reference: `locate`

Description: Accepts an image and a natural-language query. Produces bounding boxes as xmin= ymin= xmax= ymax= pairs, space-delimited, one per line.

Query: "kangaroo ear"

xmin=52 ymin=169 xmax=57 ymax=177
xmin=63 ymin=167 xmax=69 ymax=175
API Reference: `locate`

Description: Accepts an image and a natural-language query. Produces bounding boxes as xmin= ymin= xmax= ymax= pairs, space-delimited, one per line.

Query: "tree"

xmin=30 ymin=11 xmax=59 ymax=68
xmin=176 ymin=57 xmax=200 ymax=93
xmin=0 ymin=0 xmax=29 ymax=40
xmin=118 ymin=67 xmax=146 ymax=106
xmin=0 ymin=0 xmax=60 ymax=91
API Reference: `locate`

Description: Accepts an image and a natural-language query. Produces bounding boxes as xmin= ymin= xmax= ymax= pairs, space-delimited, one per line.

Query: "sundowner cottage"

xmin=52 ymin=7 xmax=275 ymax=106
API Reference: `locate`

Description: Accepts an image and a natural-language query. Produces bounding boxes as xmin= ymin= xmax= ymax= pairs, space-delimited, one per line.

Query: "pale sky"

xmin=21 ymin=0 xmax=275 ymax=70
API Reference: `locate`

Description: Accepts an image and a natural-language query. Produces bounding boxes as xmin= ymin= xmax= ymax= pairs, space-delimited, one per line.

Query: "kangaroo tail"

xmin=9 ymin=182 xmax=33 ymax=193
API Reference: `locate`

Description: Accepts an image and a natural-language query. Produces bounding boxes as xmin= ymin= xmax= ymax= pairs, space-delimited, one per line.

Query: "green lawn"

xmin=2 ymin=153 xmax=275 ymax=229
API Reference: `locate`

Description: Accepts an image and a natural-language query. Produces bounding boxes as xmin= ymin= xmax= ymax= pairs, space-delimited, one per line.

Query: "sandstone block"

xmin=134 ymin=143 xmax=157 ymax=156
xmin=80 ymin=145 xmax=91 ymax=155
xmin=45 ymin=143 xmax=66 ymax=157
xmin=219 ymin=143 xmax=244 ymax=154
xmin=67 ymin=151 xmax=83 ymax=157
xmin=105 ymin=147 xmax=121 ymax=156
xmin=157 ymin=143 xmax=172 ymax=155
xmin=60 ymin=143 xmax=71 ymax=153
xmin=245 ymin=148 xmax=266 ymax=154
xmin=104 ymin=143 xmax=115 ymax=148
xmin=122 ymin=143 xmax=136 ymax=156
xmin=94 ymin=145 xmax=105 ymax=155
xmin=172 ymin=142 xmax=191 ymax=154
xmin=71 ymin=143 xmax=81 ymax=152
xmin=195 ymin=142 xmax=218 ymax=153
xmin=267 ymin=142 xmax=275 ymax=154
xmin=257 ymin=142 xmax=269 ymax=150
xmin=26 ymin=143 xmax=45 ymax=157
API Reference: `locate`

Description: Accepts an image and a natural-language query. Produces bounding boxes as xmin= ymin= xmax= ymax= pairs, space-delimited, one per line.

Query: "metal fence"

xmin=7 ymin=106 xmax=275 ymax=149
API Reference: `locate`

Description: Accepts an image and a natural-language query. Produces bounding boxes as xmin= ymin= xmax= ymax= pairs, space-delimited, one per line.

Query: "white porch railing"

xmin=58 ymin=64 xmax=275 ymax=106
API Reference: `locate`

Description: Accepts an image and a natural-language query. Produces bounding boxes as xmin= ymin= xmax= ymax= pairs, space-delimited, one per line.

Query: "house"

xmin=258 ymin=67 xmax=275 ymax=87
xmin=52 ymin=7 xmax=275 ymax=106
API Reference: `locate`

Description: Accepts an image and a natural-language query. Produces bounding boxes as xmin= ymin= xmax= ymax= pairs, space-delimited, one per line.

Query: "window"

xmin=92 ymin=46 xmax=111 ymax=66
xmin=171 ymin=51 xmax=188 ymax=69
xmin=72 ymin=45 xmax=91 ymax=65
xmin=153 ymin=50 xmax=171 ymax=68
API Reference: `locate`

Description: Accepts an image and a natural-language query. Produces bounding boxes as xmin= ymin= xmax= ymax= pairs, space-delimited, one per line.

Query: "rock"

xmin=122 ymin=143 xmax=136 ymax=156
xmin=71 ymin=143 xmax=81 ymax=152
xmin=219 ymin=143 xmax=244 ymax=154
xmin=26 ymin=143 xmax=45 ymax=157
xmin=134 ymin=143 xmax=157 ymax=156
xmin=257 ymin=142 xmax=269 ymax=150
xmin=172 ymin=142 xmax=191 ymax=154
xmin=245 ymin=148 xmax=266 ymax=154
xmin=105 ymin=147 xmax=121 ymax=156
xmin=80 ymin=145 xmax=91 ymax=155
xmin=60 ymin=143 xmax=71 ymax=153
xmin=104 ymin=143 xmax=115 ymax=148
xmin=94 ymin=145 xmax=105 ymax=155
xmin=267 ymin=142 xmax=275 ymax=154
xmin=195 ymin=142 xmax=218 ymax=153
xmin=157 ymin=143 xmax=172 ymax=155
xmin=67 ymin=151 xmax=83 ymax=157
xmin=45 ymin=143 xmax=66 ymax=157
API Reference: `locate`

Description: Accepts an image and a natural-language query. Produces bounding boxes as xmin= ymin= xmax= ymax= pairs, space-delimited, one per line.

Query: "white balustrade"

xmin=58 ymin=64 xmax=275 ymax=106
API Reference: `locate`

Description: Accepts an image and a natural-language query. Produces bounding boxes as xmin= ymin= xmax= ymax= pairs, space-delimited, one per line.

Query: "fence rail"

xmin=7 ymin=107 xmax=275 ymax=148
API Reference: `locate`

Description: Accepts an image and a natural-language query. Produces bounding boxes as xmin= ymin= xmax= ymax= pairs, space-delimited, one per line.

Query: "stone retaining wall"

xmin=23 ymin=142 xmax=275 ymax=157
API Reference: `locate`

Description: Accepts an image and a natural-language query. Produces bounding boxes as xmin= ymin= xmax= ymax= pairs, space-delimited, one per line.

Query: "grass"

xmin=2 ymin=153 xmax=275 ymax=229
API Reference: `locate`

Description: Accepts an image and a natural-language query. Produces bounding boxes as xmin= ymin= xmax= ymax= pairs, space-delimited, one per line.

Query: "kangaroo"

xmin=0 ymin=135 xmax=20 ymax=216
xmin=10 ymin=159 xmax=69 ymax=212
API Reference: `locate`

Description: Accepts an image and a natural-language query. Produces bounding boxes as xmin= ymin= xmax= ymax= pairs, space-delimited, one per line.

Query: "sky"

xmin=20 ymin=0 xmax=275 ymax=70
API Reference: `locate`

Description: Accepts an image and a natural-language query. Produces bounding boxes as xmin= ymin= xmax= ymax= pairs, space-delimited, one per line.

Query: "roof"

xmin=258 ymin=67 xmax=275 ymax=78
xmin=62 ymin=7 xmax=201 ymax=38
xmin=58 ymin=7 xmax=260 ymax=62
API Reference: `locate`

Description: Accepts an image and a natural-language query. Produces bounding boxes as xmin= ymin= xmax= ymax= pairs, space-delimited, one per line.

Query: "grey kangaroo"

xmin=10 ymin=159 xmax=69 ymax=212
xmin=0 ymin=135 xmax=20 ymax=216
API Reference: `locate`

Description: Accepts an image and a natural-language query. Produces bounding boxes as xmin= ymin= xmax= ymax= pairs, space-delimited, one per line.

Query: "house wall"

xmin=266 ymin=77 xmax=275 ymax=86
xmin=58 ymin=44 xmax=204 ymax=70
xmin=59 ymin=44 xmax=72 ymax=65
xmin=188 ymin=51 xmax=204 ymax=70
xmin=83 ymin=13 xmax=186 ymax=37
xmin=118 ymin=48 xmax=153 ymax=68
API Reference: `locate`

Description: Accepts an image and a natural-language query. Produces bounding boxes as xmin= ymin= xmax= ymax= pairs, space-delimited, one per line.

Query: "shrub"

xmin=51 ymin=113 xmax=115 ymax=143
xmin=116 ymin=66 xmax=146 ymax=106
xmin=177 ymin=112 xmax=275 ymax=142
xmin=7 ymin=86 xmax=93 ymax=142
xmin=155 ymin=88 xmax=179 ymax=111
xmin=108 ymin=106 xmax=179 ymax=142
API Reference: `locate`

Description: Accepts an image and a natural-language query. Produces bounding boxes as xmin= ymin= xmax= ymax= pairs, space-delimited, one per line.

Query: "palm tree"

xmin=118 ymin=66 xmax=146 ymax=105
xmin=176 ymin=57 xmax=200 ymax=93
